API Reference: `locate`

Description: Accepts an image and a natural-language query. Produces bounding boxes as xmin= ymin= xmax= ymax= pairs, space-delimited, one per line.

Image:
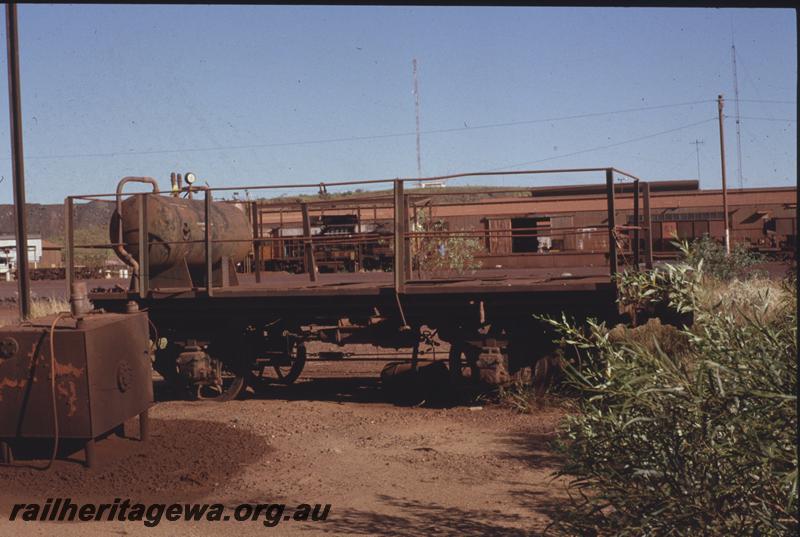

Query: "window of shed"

xmin=511 ymin=217 xmax=549 ymax=253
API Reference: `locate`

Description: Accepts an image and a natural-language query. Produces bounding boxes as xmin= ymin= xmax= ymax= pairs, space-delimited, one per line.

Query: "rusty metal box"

xmin=0 ymin=312 xmax=153 ymax=440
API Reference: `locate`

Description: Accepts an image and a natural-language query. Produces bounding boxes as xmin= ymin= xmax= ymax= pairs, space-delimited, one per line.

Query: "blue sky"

xmin=0 ymin=5 xmax=795 ymax=203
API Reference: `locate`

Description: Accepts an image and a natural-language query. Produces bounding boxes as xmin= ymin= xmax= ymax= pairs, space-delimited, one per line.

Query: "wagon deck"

xmin=90 ymin=266 xmax=613 ymax=301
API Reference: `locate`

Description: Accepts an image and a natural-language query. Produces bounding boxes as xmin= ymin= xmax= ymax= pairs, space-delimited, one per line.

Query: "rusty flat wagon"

xmin=68 ymin=167 xmax=653 ymax=400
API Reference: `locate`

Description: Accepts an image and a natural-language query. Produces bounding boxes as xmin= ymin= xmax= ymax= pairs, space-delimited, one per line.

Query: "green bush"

xmin=680 ymin=235 xmax=763 ymax=281
xmin=615 ymin=259 xmax=700 ymax=314
xmin=616 ymin=238 xmax=767 ymax=312
xmin=411 ymin=211 xmax=482 ymax=276
xmin=543 ymin=264 xmax=798 ymax=535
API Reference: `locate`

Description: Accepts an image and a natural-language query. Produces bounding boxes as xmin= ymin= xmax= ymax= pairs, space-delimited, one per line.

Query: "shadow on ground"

xmin=251 ymin=377 xmax=388 ymax=404
xmin=319 ymin=494 xmax=564 ymax=537
xmin=495 ymin=430 xmax=565 ymax=471
xmin=154 ymin=375 xmax=483 ymax=408
xmin=0 ymin=418 xmax=267 ymax=502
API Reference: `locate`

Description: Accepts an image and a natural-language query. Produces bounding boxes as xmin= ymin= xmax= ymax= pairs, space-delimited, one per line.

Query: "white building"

xmin=0 ymin=234 xmax=44 ymax=274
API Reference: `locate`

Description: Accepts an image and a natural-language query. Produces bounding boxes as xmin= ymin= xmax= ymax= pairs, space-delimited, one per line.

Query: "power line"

xmin=481 ymin=117 xmax=718 ymax=172
xmin=730 ymin=116 xmax=797 ymax=122
xmin=731 ymin=99 xmax=796 ymax=104
xmin=420 ymin=99 xmax=714 ymax=133
xmin=1 ymin=99 xmax=715 ymax=162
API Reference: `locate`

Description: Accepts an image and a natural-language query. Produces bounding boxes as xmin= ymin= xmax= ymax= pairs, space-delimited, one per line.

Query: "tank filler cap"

xmin=70 ymin=282 xmax=93 ymax=316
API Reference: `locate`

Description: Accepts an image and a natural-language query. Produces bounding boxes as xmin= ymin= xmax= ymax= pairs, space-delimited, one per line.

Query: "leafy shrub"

xmin=543 ymin=264 xmax=798 ymax=535
xmin=680 ymin=235 xmax=763 ymax=281
xmin=615 ymin=238 xmax=770 ymax=321
xmin=411 ymin=211 xmax=482 ymax=276
xmin=615 ymin=260 xmax=700 ymax=314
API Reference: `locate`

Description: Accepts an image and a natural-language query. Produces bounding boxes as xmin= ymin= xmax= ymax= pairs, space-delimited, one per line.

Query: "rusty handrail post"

xmin=137 ymin=193 xmax=148 ymax=298
xmin=643 ymin=182 xmax=654 ymax=269
xmin=633 ymin=179 xmax=640 ymax=270
xmin=64 ymin=196 xmax=74 ymax=298
xmin=393 ymin=180 xmax=406 ymax=293
xmin=412 ymin=204 xmax=420 ymax=279
xmin=301 ymin=202 xmax=317 ymax=282
xmin=261 ymin=204 xmax=267 ymax=269
xmin=606 ymin=168 xmax=618 ymax=279
xmin=356 ymin=206 xmax=363 ymax=271
xmin=403 ymin=193 xmax=412 ymax=281
xmin=251 ymin=201 xmax=261 ymax=283
xmin=205 ymin=189 xmax=213 ymax=296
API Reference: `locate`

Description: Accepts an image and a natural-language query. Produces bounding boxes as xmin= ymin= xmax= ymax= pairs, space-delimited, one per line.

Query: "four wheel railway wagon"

xmin=72 ymin=167 xmax=656 ymax=400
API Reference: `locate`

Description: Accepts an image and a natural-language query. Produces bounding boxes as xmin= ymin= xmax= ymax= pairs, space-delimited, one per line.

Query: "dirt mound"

xmin=0 ymin=418 xmax=267 ymax=503
xmin=608 ymin=318 xmax=691 ymax=357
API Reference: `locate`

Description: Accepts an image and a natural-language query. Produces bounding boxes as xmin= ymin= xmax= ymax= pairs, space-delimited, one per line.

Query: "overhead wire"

xmin=479 ymin=117 xmax=719 ymax=173
xmin=730 ymin=99 xmax=796 ymax=104
xmin=731 ymin=116 xmax=796 ymax=122
xmin=2 ymin=99 xmax=715 ymax=161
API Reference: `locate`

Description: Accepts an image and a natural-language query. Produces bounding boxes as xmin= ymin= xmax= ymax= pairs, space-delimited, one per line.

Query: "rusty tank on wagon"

xmin=110 ymin=176 xmax=251 ymax=288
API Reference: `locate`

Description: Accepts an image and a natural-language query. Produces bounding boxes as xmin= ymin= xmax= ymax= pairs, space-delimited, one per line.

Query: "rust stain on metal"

xmin=0 ymin=376 xmax=26 ymax=402
xmin=56 ymin=379 xmax=78 ymax=417
xmin=55 ymin=361 xmax=84 ymax=378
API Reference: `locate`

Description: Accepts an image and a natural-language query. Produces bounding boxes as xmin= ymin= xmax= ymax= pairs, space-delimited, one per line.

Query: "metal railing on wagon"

xmin=63 ymin=166 xmax=654 ymax=299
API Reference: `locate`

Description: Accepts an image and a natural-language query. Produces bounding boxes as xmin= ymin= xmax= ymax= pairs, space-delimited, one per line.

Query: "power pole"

xmin=412 ymin=58 xmax=422 ymax=185
xmin=5 ymin=2 xmax=31 ymax=319
xmin=717 ymin=95 xmax=731 ymax=255
xmin=731 ymin=35 xmax=744 ymax=188
xmin=690 ymin=139 xmax=704 ymax=181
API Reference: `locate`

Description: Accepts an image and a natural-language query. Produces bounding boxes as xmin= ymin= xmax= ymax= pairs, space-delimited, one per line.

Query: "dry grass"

xmin=29 ymin=297 xmax=70 ymax=319
xmin=0 ymin=297 xmax=70 ymax=327
xmin=695 ymin=275 xmax=789 ymax=323
xmin=608 ymin=317 xmax=691 ymax=357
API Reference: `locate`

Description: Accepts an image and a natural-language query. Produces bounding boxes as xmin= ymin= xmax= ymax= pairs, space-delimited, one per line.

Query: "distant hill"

xmin=0 ymin=201 xmax=114 ymax=242
xmin=0 ymin=185 xmax=534 ymax=241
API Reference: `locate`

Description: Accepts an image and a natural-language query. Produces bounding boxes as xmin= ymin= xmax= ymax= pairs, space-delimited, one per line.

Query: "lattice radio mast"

xmin=731 ymin=33 xmax=744 ymax=188
xmin=690 ymin=139 xmax=704 ymax=181
xmin=413 ymin=59 xmax=423 ymax=184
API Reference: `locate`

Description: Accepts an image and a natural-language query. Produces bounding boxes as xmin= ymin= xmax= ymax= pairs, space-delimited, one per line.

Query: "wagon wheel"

xmin=247 ymin=337 xmax=307 ymax=391
xmin=196 ymin=336 xmax=249 ymax=402
xmin=195 ymin=359 xmax=246 ymax=402
xmin=272 ymin=337 xmax=307 ymax=385
xmin=246 ymin=365 xmax=270 ymax=393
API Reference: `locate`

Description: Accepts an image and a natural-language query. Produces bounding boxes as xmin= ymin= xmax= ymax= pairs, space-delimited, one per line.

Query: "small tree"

xmin=542 ymin=247 xmax=797 ymax=536
xmin=680 ymin=235 xmax=763 ymax=281
xmin=411 ymin=210 xmax=482 ymax=277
